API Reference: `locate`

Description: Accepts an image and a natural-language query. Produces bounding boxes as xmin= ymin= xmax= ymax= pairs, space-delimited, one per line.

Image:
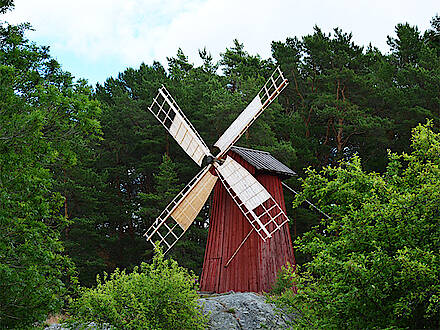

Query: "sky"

xmin=3 ymin=0 xmax=439 ymax=86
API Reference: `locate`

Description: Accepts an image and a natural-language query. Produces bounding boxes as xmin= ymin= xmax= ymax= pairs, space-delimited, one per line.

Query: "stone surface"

xmin=199 ymin=292 xmax=293 ymax=329
xmin=45 ymin=322 xmax=111 ymax=329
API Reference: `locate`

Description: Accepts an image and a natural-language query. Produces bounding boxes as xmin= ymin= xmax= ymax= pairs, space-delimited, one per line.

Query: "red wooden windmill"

xmin=144 ymin=67 xmax=295 ymax=292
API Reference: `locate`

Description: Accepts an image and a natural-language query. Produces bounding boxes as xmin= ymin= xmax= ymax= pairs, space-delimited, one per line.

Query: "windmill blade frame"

xmin=215 ymin=156 xmax=289 ymax=241
xmin=214 ymin=66 xmax=288 ymax=157
xmin=144 ymin=165 xmax=218 ymax=254
xmin=149 ymin=86 xmax=211 ymax=166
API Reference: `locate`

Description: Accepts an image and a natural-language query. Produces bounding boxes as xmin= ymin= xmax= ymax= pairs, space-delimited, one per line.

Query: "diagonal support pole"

xmin=281 ymin=182 xmax=331 ymax=219
xmin=224 ymin=228 xmax=254 ymax=268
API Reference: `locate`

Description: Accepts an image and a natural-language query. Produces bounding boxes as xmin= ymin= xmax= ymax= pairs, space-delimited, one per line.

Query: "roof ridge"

xmin=229 ymin=146 xmax=296 ymax=178
xmin=231 ymin=145 xmax=270 ymax=154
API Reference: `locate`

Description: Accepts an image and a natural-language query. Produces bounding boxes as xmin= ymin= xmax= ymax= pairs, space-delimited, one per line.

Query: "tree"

xmin=272 ymin=27 xmax=390 ymax=171
xmin=0 ymin=3 xmax=101 ymax=326
xmin=425 ymin=15 xmax=440 ymax=52
xmin=274 ymin=122 xmax=440 ymax=329
xmin=85 ymin=62 xmax=169 ymax=280
xmin=168 ymin=48 xmax=194 ymax=80
xmin=139 ymin=154 xmax=182 ymax=223
xmin=220 ymin=39 xmax=273 ymax=92
xmin=383 ymin=21 xmax=440 ymax=156
xmin=58 ymin=138 xmax=110 ymax=287
xmin=0 ymin=1 xmax=13 ymax=14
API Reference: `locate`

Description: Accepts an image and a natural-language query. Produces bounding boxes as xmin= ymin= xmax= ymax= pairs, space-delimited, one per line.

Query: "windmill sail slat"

xmin=170 ymin=170 xmax=218 ymax=230
xmin=214 ymin=67 xmax=288 ymax=157
xmin=144 ymin=166 xmax=217 ymax=254
xmin=215 ymin=156 xmax=289 ymax=241
xmin=217 ymin=156 xmax=270 ymax=211
xmin=149 ymin=86 xmax=210 ymax=166
xmin=214 ymin=95 xmax=263 ymax=154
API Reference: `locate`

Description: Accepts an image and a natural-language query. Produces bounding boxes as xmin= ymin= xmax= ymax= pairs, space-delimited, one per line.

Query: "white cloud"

xmin=3 ymin=0 xmax=438 ymax=83
xmin=4 ymin=0 xmax=201 ymax=61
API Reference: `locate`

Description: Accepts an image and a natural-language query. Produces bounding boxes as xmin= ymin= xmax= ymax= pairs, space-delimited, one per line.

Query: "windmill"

xmin=144 ymin=67 xmax=295 ymax=292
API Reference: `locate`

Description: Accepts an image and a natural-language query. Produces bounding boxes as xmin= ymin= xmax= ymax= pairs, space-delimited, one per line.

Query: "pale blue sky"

xmin=3 ymin=0 xmax=439 ymax=86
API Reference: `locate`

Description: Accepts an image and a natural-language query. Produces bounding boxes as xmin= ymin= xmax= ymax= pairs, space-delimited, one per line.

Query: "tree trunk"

xmin=336 ymin=118 xmax=344 ymax=153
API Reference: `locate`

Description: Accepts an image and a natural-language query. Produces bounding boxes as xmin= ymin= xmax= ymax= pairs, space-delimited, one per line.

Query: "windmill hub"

xmin=202 ymin=154 xmax=215 ymax=167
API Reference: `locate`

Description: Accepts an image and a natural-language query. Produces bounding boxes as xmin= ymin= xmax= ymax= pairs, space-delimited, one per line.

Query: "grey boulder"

xmin=199 ymin=292 xmax=293 ymax=329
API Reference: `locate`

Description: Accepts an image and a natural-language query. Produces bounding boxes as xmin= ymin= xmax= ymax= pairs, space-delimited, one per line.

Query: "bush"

xmin=270 ymin=263 xmax=296 ymax=295
xmin=69 ymin=246 xmax=207 ymax=329
xmin=272 ymin=122 xmax=440 ymax=329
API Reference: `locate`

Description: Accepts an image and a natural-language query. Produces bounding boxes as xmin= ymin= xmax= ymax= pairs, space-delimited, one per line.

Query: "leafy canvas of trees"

xmin=1 ymin=0 xmax=439 ymax=328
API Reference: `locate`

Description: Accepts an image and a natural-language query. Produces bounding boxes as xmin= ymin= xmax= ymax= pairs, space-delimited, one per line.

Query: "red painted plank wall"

xmin=200 ymin=151 xmax=295 ymax=293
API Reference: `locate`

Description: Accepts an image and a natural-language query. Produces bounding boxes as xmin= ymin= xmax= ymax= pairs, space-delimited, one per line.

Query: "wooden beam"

xmin=224 ymin=228 xmax=254 ymax=268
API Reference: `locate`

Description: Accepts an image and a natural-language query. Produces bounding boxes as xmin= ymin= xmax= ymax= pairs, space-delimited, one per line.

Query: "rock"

xmin=45 ymin=322 xmax=111 ymax=329
xmin=199 ymin=292 xmax=293 ymax=329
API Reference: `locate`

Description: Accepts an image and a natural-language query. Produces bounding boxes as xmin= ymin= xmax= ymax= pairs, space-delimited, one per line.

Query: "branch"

xmin=324 ymin=118 xmax=332 ymax=145
xmin=292 ymin=69 xmax=305 ymax=105
xmin=342 ymin=130 xmax=365 ymax=149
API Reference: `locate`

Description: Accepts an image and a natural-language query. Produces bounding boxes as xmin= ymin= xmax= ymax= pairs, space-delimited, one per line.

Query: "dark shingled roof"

xmin=230 ymin=146 xmax=296 ymax=179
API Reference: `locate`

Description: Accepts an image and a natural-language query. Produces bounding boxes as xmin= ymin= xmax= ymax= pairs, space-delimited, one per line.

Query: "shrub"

xmin=272 ymin=122 xmax=440 ymax=329
xmin=69 ymin=247 xmax=207 ymax=329
xmin=270 ymin=263 xmax=296 ymax=295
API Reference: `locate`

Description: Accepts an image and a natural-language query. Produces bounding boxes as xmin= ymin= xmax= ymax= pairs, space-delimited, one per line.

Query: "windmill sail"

xmin=214 ymin=67 xmax=288 ymax=157
xmin=144 ymin=68 xmax=290 ymax=255
xmin=144 ymin=165 xmax=217 ymax=253
xmin=149 ymin=86 xmax=211 ymax=166
xmin=215 ymin=156 xmax=289 ymax=241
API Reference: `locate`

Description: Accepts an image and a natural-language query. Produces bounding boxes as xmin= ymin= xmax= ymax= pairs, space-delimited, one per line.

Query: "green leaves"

xmin=139 ymin=154 xmax=182 ymax=223
xmin=273 ymin=122 xmax=440 ymax=329
xmin=0 ymin=13 xmax=101 ymax=327
xmin=69 ymin=247 xmax=208 ymax=329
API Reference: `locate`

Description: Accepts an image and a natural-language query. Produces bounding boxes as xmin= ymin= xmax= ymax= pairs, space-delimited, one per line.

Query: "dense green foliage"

xmin=2 ymin=0 xmax=440 ymax=327
xmin=69 ymin=247 xmax=207 ymax=329
xmin=273 ymin=122 xmax=440 ymax=329
xmin=0 ymin=1 xmax=101 ymax=327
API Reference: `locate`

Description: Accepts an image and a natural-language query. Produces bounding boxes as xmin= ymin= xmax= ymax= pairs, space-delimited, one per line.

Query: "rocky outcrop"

xmin=199 ymin=292 xmax=293 ymax=329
